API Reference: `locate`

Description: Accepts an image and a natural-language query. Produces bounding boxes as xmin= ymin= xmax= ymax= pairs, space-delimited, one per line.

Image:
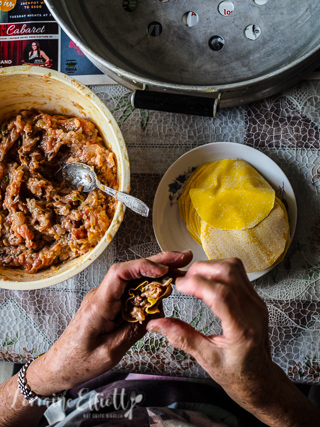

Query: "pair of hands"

xmin=29 ymin=249 xmax=272 ymax=413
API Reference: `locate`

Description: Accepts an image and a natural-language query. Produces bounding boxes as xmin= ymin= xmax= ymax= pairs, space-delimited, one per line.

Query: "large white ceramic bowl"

xmin=0 ymin=66 xmax=130 ymax=290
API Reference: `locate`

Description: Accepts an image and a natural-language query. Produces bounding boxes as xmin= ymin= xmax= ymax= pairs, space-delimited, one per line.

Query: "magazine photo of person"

xmin=22 ymin=40 xmax=52 ymax=68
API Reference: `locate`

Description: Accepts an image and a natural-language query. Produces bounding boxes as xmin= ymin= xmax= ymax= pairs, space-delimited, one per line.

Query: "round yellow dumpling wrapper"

xmin=189 ymin=159 xmax=275 ymax=230
xmin=178 ymin=164 xmax=208 ymax=225
xmin=185 ymin=203 xmax=202 ymax=245
xmin=200 ymin=198 xmax=290 ymax=273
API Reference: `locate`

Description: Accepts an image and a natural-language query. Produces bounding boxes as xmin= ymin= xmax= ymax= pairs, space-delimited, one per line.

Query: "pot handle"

xmin=131 ymin=90 xmax=221 ymax=118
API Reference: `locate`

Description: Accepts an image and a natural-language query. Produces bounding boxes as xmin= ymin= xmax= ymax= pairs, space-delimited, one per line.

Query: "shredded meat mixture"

xmin=0 ymin=110 xmax=118 ymax=273
xmin=128 ymin=283 xmax=164 ymax=322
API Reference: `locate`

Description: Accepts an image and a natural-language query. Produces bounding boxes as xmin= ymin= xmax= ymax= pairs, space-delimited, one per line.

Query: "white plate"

xmin=153 ymin=142 xmax=297 ymax=281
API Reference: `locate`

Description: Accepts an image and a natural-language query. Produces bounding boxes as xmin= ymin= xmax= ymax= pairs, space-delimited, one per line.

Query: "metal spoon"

xmin=62 ymin=162 xmax=149 ymax=217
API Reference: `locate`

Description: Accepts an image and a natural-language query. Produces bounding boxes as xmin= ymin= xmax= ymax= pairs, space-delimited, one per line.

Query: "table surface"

xmin=1 ymin=81 xmax=320 ymax=384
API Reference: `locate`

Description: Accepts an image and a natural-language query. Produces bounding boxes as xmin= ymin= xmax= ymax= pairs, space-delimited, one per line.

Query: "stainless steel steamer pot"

xmin=45 ymin=0 xmax=320 ymax=115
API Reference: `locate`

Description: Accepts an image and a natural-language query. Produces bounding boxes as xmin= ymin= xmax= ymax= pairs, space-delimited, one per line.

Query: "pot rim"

xmin=45 ymin=0 xmax=320 ymax=94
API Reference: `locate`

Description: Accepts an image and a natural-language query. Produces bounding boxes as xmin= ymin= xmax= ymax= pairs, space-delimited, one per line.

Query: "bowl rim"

xmin=0 ymin=65 xmax=130 ymax=290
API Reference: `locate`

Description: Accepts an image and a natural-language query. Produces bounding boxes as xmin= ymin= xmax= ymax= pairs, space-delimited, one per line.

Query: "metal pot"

xmin=45 ymin=0 xmax=320 ymax=116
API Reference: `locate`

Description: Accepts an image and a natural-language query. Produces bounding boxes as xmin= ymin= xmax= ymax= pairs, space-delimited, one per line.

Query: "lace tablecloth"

xmin=1 ymin=81 xmax=320 ymax=384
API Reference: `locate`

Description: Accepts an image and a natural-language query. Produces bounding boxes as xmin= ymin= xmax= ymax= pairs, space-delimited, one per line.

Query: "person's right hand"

xmin=147 ymin=258 xmax=272 ymax=406
xmin=147 ymin=258 xmax=320 ymax=426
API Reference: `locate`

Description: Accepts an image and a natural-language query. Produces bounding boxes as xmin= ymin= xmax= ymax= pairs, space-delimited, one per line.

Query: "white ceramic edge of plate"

xmin=153 ymin=142 xmax=297 ymax=281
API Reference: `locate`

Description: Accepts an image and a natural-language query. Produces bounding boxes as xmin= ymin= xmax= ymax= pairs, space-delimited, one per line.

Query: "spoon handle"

xmin=96 ymin=181 xmax=149 ymax=217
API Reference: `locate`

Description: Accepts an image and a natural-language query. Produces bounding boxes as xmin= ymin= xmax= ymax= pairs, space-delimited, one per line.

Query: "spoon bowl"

xmin=62 ymin=162 xmax=149 ymax=217
xmin=62 ymin=162 xmax=97 ymax=192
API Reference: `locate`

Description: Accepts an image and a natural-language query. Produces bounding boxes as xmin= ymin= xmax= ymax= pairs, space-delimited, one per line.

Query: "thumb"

xmin=147 ymin=317 xmax=214 ymax=364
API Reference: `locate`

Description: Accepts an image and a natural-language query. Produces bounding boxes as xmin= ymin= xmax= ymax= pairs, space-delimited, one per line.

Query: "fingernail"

xmin=182 ymin=249 xmax=192 ymax=254
xmin=156 ymin=263 xmax=168 ymax=270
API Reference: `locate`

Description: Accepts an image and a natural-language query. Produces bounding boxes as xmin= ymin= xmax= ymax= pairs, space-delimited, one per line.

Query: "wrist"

xmin=226 ymin=362 xmax=320 ymax=427
xmin=220 ymin=360 xmax=281 ymax=410
xmin=0 ymin=374 xmax=47 ymax=427
xmin=26 ymin=355 xmax=68 ymax=397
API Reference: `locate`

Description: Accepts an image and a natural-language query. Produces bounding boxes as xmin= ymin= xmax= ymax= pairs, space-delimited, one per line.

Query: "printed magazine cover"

xmin=0 ymin=0 xmax=114 ymax=84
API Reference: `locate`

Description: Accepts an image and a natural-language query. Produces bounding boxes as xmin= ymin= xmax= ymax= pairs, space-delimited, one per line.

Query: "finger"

xmin=146 ymin=317 xmax=218 ymax=367
xmin=97 ymin=258 xmax=170 ymax=303
xmin=92 ymin=257 xmax=174 ymax=330
xmin=166 ymin=268 xmax=188 ymax=281
xmin=174 ymin=274 xmax=245 ymax=337
xmin=147 ymin=250 xmax=193 ymax=282
xmin=147 ymin=250 xmax=193 ymax=269
xmin=96 ymin=251 xmax=193 ymax=304
xmin=180 ymin=258 xmax=255 ymax=298
xmin=182 ymin=258 xmax=246 ymax=285
xmin=91 ymin=252 xmax=192 ymax=329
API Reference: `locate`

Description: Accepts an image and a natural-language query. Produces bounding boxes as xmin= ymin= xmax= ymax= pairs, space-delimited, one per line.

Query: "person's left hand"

xmin=27 ymin=250 xmax=193 ymax=396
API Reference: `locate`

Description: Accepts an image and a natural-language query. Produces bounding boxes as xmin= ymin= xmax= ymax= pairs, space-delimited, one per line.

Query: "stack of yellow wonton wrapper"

xmin=178 ymin=159 xmax=290 ymax=273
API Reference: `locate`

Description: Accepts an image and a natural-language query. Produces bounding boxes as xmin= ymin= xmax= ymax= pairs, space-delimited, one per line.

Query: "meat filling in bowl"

xmin=0 ymin=110 xmax=118 ymax=273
